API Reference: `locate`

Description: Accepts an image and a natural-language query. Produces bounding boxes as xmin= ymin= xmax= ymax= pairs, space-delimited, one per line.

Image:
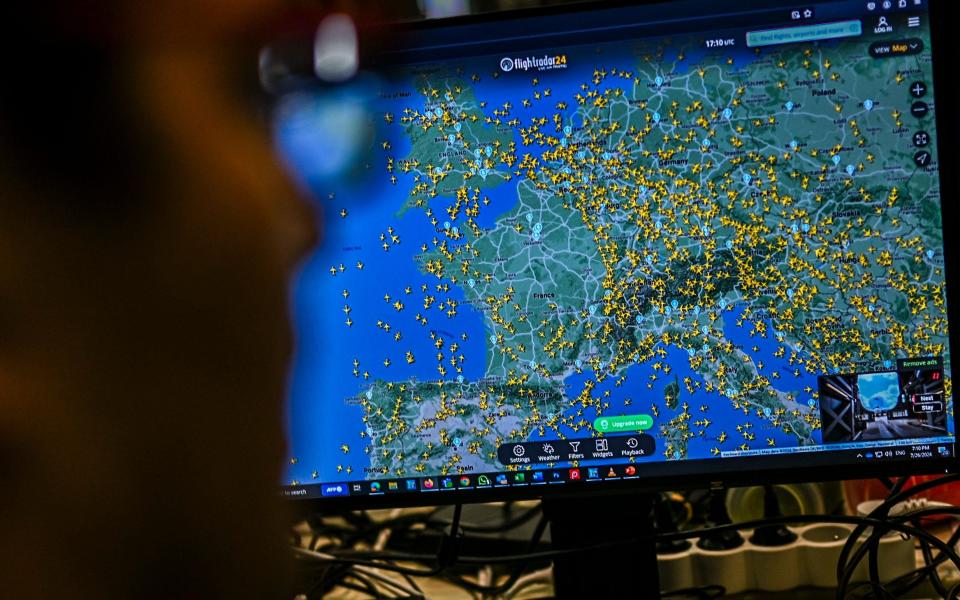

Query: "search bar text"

xmin=746 ymin=20 xmax=862 ymax=48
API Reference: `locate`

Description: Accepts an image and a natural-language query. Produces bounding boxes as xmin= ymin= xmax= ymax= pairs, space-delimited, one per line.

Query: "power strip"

xmin=657 ymin=523 xmax=916 ymax=593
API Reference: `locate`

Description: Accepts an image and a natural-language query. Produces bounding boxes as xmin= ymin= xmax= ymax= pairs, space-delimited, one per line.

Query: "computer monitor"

xmin=276 ymin=0 xmax=958 ymax=509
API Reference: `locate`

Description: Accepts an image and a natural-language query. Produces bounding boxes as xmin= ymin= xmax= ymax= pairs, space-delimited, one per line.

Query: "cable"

xmin=343 ymin=555 xmax=426 ymax=598
xmin=313 ymin=511 xmax=960 ymax=570
xmin=438 ymin=503 xmax=464 ymax=568
xmin=948 ymin=580 xmax=960 ymax=600
xmin=835 ymin=474 xmax=960 ymax=599
xmin=304 ymin=504 xmax=541 ymax=558
xmin=839 ymin=477 xmax=914 ymax=598
xmin=397 ymin=567 xmax=424 ymax=597
xmin=299 ymin=561 xmax=354 ymax=599
xmin=351 ymin=566 xmax=425 ymax=598
xmin=832 ymin=508 xmax=960 ymax=599
xmin=337 ymin=578 xmax=381 ymax=598
xmin=293 ymin=502 xmax=465 ymax=598
xmin=866 ymin=476 xmax=908 ymax=599
xmin=911 ymin=514 xmax=949 ymax=599
xmin=307 ymin=507 xmax=448 ymax=552
xmin=294 ymin=547 xmax=440 ymax=586
xmin=835 ymin=473 xmax=960 ymax=599
xmin=297 ymin=510 xmax=542 ymax=597
xmin=502 ymin=566 xmax=554 ymax=599
xmin=441 ymin=514 xmax=550 ymax=597
xmin=430 ymin=503 xmax=543 ymax=534
xmin=296 ymin=476 xmax=960 ymax=596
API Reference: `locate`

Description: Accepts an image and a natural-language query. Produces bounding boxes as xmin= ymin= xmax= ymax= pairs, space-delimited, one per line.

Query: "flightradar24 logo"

xmin=499 ymin=54 xmax=568 ymax=73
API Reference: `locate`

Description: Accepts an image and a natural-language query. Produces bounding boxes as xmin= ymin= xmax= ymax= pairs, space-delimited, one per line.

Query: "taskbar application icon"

xmin=356 ymin=464 xmax=650 ymax=497
xmin=402 ymin=465 xmax=658 ymax=495
xmin=361 ymin=479 xmax=422 ymax=495
xmin=414 ymin=469 xmax=579 ymax=490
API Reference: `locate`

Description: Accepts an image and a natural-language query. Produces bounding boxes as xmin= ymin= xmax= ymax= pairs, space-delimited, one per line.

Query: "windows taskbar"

xmin=282 ymin=440 xmax=954 ymax=500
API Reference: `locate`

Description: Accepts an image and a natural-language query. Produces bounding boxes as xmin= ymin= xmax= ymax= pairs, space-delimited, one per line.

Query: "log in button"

xmin=869 ymin=38 xmax=924 ymax=59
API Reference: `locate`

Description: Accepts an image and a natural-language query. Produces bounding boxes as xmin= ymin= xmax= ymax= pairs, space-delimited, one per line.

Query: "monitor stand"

xmin=542 ymin=492 xmax=660 ymax=599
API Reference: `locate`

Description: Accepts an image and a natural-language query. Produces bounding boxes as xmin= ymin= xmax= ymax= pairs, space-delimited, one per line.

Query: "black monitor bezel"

xmin=284 ymin=0 xmax=960 ymax=515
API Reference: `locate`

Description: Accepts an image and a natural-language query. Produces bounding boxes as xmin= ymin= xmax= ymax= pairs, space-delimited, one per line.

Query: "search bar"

xmin=746 ymin=20 xmax=862 ymax=48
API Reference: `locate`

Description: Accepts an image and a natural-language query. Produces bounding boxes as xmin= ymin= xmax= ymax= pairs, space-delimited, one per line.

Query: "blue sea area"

xmin=281 ymin=84 xmax=497 ymax=484
xmin=526 ymin=313 xmax=815 ymax=467
xmin=280 ymin=32 xmax=799 ymax=484
xmin=722 ymin=304 xmax=822 ymax=430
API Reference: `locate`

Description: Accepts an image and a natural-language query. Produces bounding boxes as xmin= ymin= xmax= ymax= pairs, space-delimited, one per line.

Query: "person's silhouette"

xmin=1 ymin=2 xmax=318 ymax=598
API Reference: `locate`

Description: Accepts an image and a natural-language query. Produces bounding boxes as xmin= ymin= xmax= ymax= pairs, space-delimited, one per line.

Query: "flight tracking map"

xmin=281 ymin=10 xmax=953 ymax=490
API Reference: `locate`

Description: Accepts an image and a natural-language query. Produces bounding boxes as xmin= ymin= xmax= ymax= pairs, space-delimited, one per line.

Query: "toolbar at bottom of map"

xmin=496 ymin=434 xmax=657 ymax=466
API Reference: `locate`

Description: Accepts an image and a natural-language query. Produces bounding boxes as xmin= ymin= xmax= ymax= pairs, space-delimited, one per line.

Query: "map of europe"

xmin=282 ymin=23 xmax=951 ymax=486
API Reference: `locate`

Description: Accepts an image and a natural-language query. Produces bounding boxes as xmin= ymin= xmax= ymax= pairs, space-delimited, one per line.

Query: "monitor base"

xmin=543 ymin=492 xmax=660 ymax=599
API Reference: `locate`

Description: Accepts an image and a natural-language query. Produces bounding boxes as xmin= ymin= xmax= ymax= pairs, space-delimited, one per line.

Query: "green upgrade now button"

xmin=593 ymin=414 xmax=654 ymax=433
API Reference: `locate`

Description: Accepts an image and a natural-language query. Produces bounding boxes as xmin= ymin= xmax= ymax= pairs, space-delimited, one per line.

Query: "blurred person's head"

xmin=0 ymin=1 xmax=318 ymax=598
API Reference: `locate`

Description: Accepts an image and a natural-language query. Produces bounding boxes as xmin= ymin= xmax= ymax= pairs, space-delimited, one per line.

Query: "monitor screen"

xmin=276 ymin=0 xmax=956 ymax=503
